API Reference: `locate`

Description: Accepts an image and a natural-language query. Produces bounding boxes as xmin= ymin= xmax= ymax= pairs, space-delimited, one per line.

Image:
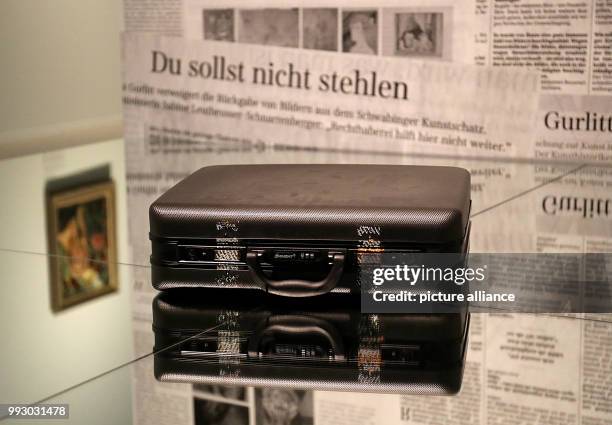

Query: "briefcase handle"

xmin=246 ymin=249 xmax=345 ymax=297
xmin=247 ymin=315 xmax=345 ymax=360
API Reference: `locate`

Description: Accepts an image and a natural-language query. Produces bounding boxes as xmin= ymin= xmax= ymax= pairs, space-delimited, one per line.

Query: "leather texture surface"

xmin=150 ymin=164 xmax=471 ymax=243
xmin=152 ymin=291 xmax=469 ymax=394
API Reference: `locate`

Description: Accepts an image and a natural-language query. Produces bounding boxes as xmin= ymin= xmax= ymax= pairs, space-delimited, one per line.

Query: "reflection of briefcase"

xmin=152 ymin=290 xmax=469 ymax=394
xmin=149 ymin=164 xmax=471 ymax=297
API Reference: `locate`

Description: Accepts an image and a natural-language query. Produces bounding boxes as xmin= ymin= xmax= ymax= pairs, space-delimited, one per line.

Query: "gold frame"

xmin=47 ymin=181 xmax=118 ymax=311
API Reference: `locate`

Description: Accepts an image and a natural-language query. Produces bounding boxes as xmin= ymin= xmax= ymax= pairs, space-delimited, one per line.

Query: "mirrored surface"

xmin=152 ymin=290 xmax=468 ymax=394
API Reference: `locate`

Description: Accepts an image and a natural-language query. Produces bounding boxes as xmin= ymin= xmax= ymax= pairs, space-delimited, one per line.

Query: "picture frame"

xmin=47 ymin=180 xmax=118 ymax=311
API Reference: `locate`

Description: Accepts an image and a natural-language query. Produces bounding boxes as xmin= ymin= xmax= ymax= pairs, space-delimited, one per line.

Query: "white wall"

xmin=0 ymin=2 xmax=131 ymax=420
xmin=0 ymin=0 xmax=123 ymax=158
xmin=0 ymin=139 xmax=133 ymax=424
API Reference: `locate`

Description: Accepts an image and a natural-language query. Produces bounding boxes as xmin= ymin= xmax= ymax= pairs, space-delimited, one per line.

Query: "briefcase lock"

xmin=247 ymin=315 xmax=346 ymax=361
xmin=246 ymin=248 xmax=346 ymax=297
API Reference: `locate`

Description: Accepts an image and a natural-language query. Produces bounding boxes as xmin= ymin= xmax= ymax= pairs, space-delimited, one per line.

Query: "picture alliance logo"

xmin=371 ymin=264 xmax=487 ymax=286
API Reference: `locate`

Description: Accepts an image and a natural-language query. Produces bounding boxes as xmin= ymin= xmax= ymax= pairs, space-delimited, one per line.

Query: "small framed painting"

xmin=47 ymin=180 xmax=117 ymax=311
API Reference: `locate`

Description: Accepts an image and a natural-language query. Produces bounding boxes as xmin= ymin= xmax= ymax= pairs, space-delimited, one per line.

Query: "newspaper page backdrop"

xmin=125 ymin=0 xmax=612 ymax=162
xmin=121 ymin=1 xmax=612 ymax=424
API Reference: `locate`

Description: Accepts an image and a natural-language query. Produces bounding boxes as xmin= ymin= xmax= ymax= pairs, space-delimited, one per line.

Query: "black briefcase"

xmin=149 ymin=164 xmax=471 ymax=296
xmin=152 ymin=290 xmax=469 ymax=394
